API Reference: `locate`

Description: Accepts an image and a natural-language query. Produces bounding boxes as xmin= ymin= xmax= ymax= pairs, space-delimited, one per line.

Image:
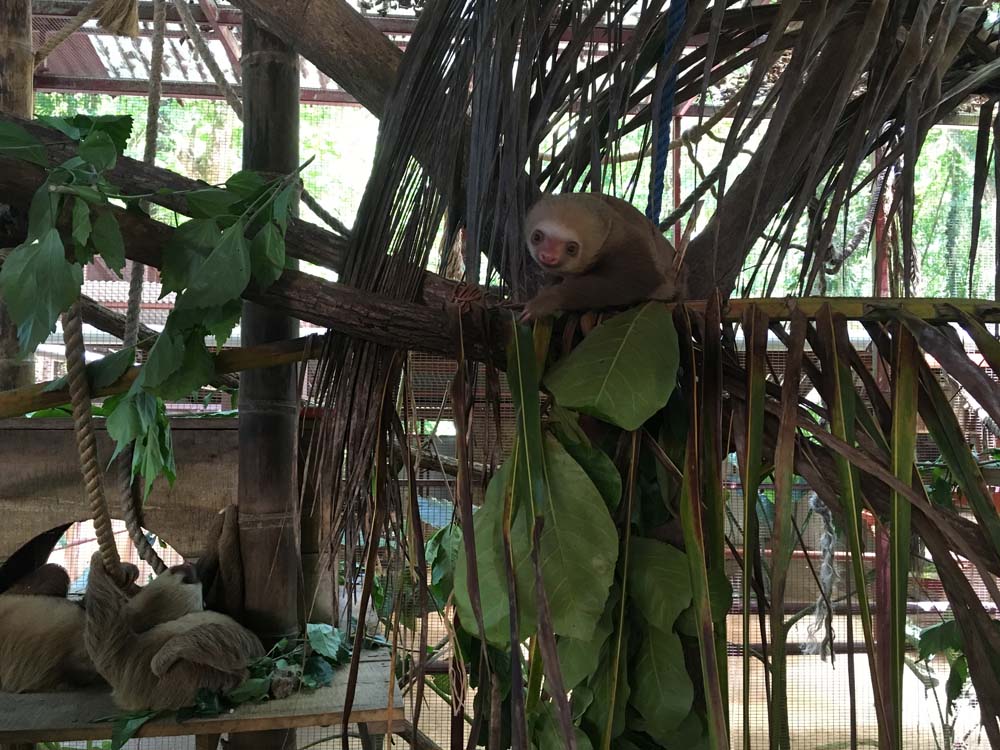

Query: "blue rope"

xmin=647 ymin=0 xmax=687 ymax=224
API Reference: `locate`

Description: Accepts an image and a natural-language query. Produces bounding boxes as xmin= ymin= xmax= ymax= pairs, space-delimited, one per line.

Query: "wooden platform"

xmin=0 ymin=651 xmax=402 ymax=743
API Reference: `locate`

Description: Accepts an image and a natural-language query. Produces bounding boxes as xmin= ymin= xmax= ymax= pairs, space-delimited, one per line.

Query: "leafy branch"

xmin=0 ymin=116 xmax=304 ymax=497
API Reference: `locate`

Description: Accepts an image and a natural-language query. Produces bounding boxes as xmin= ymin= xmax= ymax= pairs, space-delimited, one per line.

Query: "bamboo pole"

xmin=0 ymin=0 xmax=34 ymax=391
xmin=0 ymin=336 xmax=316 ymax=420
xmin=230 ymin=18 xmax=301 ymax=750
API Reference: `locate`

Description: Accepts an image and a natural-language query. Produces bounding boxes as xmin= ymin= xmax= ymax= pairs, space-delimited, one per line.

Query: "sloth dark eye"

xmin=531 ymin=230 xmax=544 ymax=243
xmin=566 ymin=242 xmax=579 ymax=256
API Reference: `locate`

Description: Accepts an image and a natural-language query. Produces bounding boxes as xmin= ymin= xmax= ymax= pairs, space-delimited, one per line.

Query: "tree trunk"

xmin=0 ymin=0 xmax=34 ymax=390
xmin=231 ymin=18 xmax=300 ymax=750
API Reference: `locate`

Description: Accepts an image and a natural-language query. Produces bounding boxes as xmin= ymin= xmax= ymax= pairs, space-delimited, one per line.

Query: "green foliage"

xmin=109 ymin=710 xmax=159 ymax=750
xmin=1 ymin=110 xmax=306 ymax=497
xmin=43 ymin=346 xmax=135 ymax=393
xmin=425 ymin=522 xmax=462 ymax=607
xmin=630 ymin=630 xmax=693 ymax=742
xmin=441 ymin=305 xmax=719 ymax=749
xmin=307 ymin=622 xmax=350 ymax=662
xmin=452 ymin=435 xmax=619 ymax=646
xmin=544 ymin=303 xmax=679 ymax=430
xmin=0 ymin=120 xmax=48 ymax=166
xmin=0 ymin=228 xmax=83 ymax=354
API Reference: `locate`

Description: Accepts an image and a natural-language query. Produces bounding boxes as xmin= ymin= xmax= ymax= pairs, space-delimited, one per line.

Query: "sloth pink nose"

xmin=537 ymin=248 xmax=561 ymax=267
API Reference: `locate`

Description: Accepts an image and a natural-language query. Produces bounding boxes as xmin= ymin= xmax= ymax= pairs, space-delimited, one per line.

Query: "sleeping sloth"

xmin=84 ymin=551 xmax=265 ymax=711
xmin=0 ymin=562 xmax=142 ymax=693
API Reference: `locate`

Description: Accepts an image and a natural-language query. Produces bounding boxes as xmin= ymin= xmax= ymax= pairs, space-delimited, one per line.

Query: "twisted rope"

xmin=63 ymin=303 xmax=126 ymax=584
xmin=115 ymin=0 xmax=167 ymax=574
xmin=34 ymin=0 xmax=137 ymax=66
xmin=647 ymin=0 xmax=688 ymax=224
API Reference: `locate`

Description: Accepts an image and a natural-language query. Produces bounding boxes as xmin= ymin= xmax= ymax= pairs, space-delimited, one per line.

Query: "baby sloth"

xmin=521 ymin=191 xmax=686 ymax=321
xmin=85 ymin=552 xmax=265 ymax=711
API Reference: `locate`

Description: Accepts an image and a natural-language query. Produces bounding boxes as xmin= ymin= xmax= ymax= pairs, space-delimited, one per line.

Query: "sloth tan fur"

xmin=84 ymin=552 xmax=264 ymax=711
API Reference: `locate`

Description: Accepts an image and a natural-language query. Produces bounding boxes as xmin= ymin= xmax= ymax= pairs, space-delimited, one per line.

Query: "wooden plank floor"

xmin=0 ymin=651 xmax=402 ymax=743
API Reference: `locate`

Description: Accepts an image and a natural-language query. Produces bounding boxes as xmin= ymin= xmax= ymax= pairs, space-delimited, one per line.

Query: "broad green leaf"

xmin=946 ymin=655 xmax=969 ymax=715
xmin=133 ymin=398 xmax=176 ymax=498
xmin=91 ymin=209 xmax=126 ymax=275
xmin=250 ymin=221 xmax=286 ymax=288
xmin=272 ymin=184 xmax=296 ymax=231
xmin=79 ymin=130 xmax=117 ymax=171
xmin=43 ymin=346 xmax=135 ymax=393
xmin=655 ymin=711 xmax=709 ymax=750
xmin=532 ymin=701 xmax=595 ymax=750
xmin=106 ymin=392 xmax=143 ymax=454
xmin=177 ymin=222 xmax=251 ymax=310
xmin=557 ymin=588 xmax=616 ymax=690
xmin=75 ymin=114 xmax=133 ymax=155
xmin=454 ymin=437 xmax=618 ymax=646
xmin=226 ymin=170 xmax=269 ymax=199
xmin=27 ymin=185 xmax=60 ymax=241
xmin=153 ymin=333 xmax=215 ymax=400
xmin=138 ymin=320 xmax=187 ymax=390
xmin=35 ymin=115 xmax=81 ymax=141
xmin=307 ymin=623 xmax=348 ymax=660
xmin=507 ymin=320 xmax=547 ymax=517
xmin=71 ymin=198 xmax=92 ymax=250
xmin=584 ymin=623 xmax=629 ymax=742
xmin=226 ymin=677 xmax=270 ymax=704
xmin=186 ymin=188 xmax=241 ymax=219
xmin=91 ymin=347 xmax=136 ymax=389
xmin=202 ymin=300 xmax=243 ymax=350
xmin=453 ymin=461 xmax=536 ymax=645
xmin=554 ymin=431 xmax=622 ymax=510
xmin=675 ymin=568 xmax=733 ymax=637
xmin=630 ymin=628 xmax=693 ymax=742
xmin=918 ymin=620 xmax=963 ymax=660
xmin=0 ymin=121 xmax=48 ymax=166
xmin=161 ymin=218 xmax=221 ymax=296
xmin=543 ymin=303 xmax=678 ymax=430
xmin=426 ymin=523 xmax=463 ymax=606
xmin=626 ymin=537 xmax=692 ymax=631
xmin=27 ymin=406 xmax=72 ymax=418
xmin=111 ymin=711 xmax=157 ymax=750
xmin=537 ymin=435 xmax=618 ymax=640
xmin=0 ymin=229 xmax=82 ymax=355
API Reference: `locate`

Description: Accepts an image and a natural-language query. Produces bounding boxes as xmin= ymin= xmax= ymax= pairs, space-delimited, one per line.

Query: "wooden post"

xmin=0 ymin=0 xmax=34 ymax=390
xmin=231 ymin=16 xmax=300 ymax=750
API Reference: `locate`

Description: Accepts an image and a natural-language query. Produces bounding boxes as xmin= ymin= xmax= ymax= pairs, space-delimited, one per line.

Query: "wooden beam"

xmin=34 ymin=74 xmax=362 ymax=106
xmin=0 ymin=0 xmax=35 ymax=391
xmin=0 ymin=336 xmax=318 ymax=419
xmin=227 ymin=0 xmax=400 ymax=118
xmin=0 ymin=651 xmax=401 ymax=743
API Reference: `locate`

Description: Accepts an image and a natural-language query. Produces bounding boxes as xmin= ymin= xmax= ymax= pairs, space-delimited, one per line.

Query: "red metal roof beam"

xmin=197 ymin=0 xmax=242 ymax=75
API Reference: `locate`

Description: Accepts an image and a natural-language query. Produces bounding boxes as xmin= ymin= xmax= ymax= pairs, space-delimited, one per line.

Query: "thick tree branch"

xmin=229 ymin=0 xmax=400 ymax=118
xmin=0 ymin=149 xmax=505 ymax=364
xmin=6 ymin=114 xmax=350 ymax=273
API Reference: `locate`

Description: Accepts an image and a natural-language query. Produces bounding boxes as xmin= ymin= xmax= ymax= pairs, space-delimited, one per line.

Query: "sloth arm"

xmin=3 ymin=564 xmax=70 ymax=597
xmin=151 ymin=623 xmax=263 ymax=677
xmin=550 ymin=242 xmax=662 ymax=311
